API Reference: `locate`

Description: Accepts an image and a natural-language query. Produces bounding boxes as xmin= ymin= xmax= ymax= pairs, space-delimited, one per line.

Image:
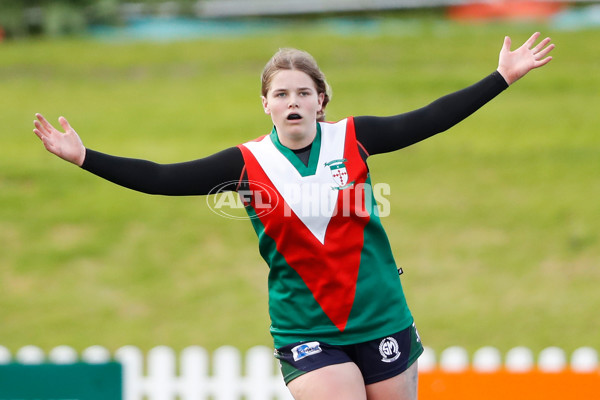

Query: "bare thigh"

xmin=365 ymin=360 xmax=418 ymax=400
xmin=287 ymin=362 xmax=367 ymax=400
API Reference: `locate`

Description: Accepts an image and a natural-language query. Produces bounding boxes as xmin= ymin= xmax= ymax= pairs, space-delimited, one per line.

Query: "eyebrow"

xmin=272 ymin=87 xmax=314 ymax=93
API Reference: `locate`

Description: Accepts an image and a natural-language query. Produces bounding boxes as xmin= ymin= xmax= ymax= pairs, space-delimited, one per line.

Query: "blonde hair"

xmin=261 ymin=48 xmax=332 ymax=122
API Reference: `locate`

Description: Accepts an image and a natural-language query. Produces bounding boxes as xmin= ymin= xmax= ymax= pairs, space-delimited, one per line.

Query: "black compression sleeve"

xmin=355 ymin=71 xmax=509 ymax=155
xmin=81 ymin=146 xmax=245 ymax=195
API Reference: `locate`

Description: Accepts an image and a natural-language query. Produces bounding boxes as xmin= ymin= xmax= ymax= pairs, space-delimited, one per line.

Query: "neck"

xmin=276 ymin=125 xmax=318 ymax=150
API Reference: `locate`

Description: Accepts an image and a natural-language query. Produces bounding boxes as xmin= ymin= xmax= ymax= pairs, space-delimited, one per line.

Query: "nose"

xmin=288 ymin=94 xmax=299 ymax=108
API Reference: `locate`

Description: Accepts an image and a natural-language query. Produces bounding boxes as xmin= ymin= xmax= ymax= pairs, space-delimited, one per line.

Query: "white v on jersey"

xmin=238 ymin=118 xmax=414 ymax=348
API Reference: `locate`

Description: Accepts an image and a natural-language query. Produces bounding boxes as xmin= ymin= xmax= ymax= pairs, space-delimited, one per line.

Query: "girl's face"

xmin=262 ymin=69 xmax=325 ymax=149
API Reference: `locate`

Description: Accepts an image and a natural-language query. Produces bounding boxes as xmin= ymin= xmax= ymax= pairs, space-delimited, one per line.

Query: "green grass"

xmin=1 ymin=17 xmax=598 ymax=356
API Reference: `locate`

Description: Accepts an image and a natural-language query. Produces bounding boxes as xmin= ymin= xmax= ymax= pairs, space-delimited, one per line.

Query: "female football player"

xmin=33 ymin=32 xmax=553 ymax=400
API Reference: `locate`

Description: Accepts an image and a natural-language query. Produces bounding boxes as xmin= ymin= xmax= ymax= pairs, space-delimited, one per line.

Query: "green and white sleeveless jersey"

xmin=238 ymin=117 xmax=413 ymax=348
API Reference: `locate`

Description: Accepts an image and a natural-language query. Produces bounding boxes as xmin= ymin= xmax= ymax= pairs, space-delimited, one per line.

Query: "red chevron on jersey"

xmin=238 ymin=118 xmax=371 ymax=331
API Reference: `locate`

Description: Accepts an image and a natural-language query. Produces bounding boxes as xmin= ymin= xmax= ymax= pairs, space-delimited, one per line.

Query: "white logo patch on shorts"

xmin=292 ymin=342 xmax=322 ymax=361
xmin=379 ymin=337 xmax=401 ymax=363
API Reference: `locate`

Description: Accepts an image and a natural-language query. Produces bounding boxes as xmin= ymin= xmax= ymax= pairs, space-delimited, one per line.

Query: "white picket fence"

xmin=1 ymin=344 xmax=598 ymax=400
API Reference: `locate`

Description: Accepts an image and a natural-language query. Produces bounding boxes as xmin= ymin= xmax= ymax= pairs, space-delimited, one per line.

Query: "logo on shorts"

xmin=292 ymin=342 xmax=322 ymax=361
xmin=413 ymin=322 xmax=422 ymax=343
xmin=379 ymin=337 xmax=401 ymax=363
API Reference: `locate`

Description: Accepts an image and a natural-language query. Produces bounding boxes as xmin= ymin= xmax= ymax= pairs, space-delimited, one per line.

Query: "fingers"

xmin=34 ymin=113 xmax=57 ymax=143
xmin=35 ymin=113 xmax=56 ymax=133
xmin=530 ymin=35 xmax=554 ymax=67
xmin=525 ymin=33 xmax=554 ymax=58
xmin=535 ymin=54 xmax=553 ymax=68
xmin=33 ymin=120 xmax=51 ymax=139
xmin=58 ymin=116 xmax=72 ymax=133
xmin=535 ymin=42 xmax=555 ymax=60
xmin=532 ymin=36 xmax=551 ymax=53
xmin=502 ymin=36 xmax=512 ymax=52
xmin=33 ymin=126 xmax=53 ymax=152
xmin=524 ymin=31 xmax=542 ymax=49
xmin=33 ymin=113 xmax=73 ymax=138
xmin=33 ymin=113 xmax=61 ymax=149
xmin=33 ymin=127 xmax=45 ymax=141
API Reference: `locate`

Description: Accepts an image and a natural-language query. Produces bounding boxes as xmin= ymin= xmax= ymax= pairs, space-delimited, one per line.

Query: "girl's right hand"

xmin=33 ymin=113 xmax=86 ymax=167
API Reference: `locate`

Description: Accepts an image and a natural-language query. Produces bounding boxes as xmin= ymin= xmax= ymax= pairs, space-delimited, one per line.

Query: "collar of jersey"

xmin=269 ymin=123 xmax=322 ymax=177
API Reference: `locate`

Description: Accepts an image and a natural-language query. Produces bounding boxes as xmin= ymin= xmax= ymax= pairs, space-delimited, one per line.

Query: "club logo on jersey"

xmin=379 ymin=337 xmax=401 ymax=363
xmin=324 ymin=159 xmax=354 ymax=190
xmin=292 ymin=342 xmax=322 ymax=361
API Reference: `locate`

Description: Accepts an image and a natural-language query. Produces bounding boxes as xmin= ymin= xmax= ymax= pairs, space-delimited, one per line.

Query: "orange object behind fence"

xmin=419 ymin=369 xmax=600 ymax=399
xmin=447 ymin=0 xmax=566 ymax=21
xmin=418 ymin=346 xmax=600 ymax=399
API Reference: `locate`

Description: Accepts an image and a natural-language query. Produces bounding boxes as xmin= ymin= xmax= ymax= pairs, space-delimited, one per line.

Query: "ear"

xmin=317 ymin=92 xmax=325 ymax=112
xmin=261 ymin=96 xmax=270 ymax=115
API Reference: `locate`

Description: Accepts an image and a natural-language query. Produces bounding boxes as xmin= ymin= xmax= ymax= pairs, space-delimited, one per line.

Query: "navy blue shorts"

xmin=274 ymin=322 xmax=423 ymax=385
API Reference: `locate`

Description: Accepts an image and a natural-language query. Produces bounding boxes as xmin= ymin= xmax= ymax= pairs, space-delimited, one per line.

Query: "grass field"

xmin=1 ymin=15 xmax=598 ymax=356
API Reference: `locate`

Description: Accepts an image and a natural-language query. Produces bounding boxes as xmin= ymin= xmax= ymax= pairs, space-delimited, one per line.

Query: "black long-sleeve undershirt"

xmin=81 ymin=71 xmax=508 ymax=196
xmin=82 ymin=147 xmax=243 ymax=195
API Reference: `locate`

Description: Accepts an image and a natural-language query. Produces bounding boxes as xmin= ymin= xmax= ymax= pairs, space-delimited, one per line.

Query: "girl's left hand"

xmin=497 ymin=32 xmax=555 ymax=86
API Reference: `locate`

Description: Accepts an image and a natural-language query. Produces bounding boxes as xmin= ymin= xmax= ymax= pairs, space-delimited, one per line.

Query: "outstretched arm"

xmin=32 ymin=113 xmax=245 ymax=195
xmin=356 ymin=71 xmax=508 ymax=155
xmin=80 ymin=147 xmax=244 ymax=195
xmin=356 ymin=32 xmax=555 ymax=155
xmin=496 ymin=32 xmax=555 ymax=85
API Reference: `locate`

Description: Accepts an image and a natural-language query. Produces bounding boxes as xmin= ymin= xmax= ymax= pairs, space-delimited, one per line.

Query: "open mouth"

xmin=287 ymin=113 xmax=302 ymax=120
